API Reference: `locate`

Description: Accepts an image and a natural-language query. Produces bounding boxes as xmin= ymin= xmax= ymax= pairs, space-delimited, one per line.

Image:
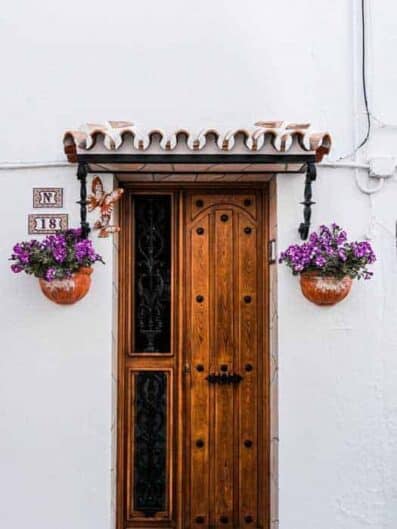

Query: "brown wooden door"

xmin=184 ymin=192 xmax=266 ymax=529
xmin=118 ymin=188 xmax=269 ymax=529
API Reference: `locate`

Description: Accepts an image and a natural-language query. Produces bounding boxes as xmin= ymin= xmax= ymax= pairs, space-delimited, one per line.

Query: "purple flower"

xmin=52 ymin=242 xmax=67 ymax=263
xmin=319 ymin=225 xmax=332 ymax=239
xmin=13 ymin=243 xmax=23 ymax=254
xmin=43 ymin=235 xmax=67 ymax=264
xmin=352 ymin=241 xmax=376 ymax=262
xmin=309 ymin=232 xmax=319 ymax=244
xmin=10 ymin=228 xmax=104 ymax=280
xmin=74 ymin=239 xmax=97 ymax=262
xmin=279 ymin=223 xmax=376 ymax=280
xmin=336 ymin=231 xmax=347 ymax=245
xmin=315 ymin=255 xmax=326 ymax=267
xmin=28 ymin=239 xmax=42 ymax=249
xmin=20 ymin=251 xmax=30 ymax=264
xmin=44 ymin=268 xmax=57 ymax=281
xmin=11 ymin=243 xmax=31 ymax=264
xmin=11 ymin=263 xmax=23 ymax=273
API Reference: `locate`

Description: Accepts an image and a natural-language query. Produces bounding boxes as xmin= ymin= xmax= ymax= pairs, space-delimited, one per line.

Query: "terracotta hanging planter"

xmin=279 ymin=225 xmax=376 ymax=307
xmin=300 ymin=271 xmax=353 ymax=306
xmin=39 ymin=267 xmax=93 ymax=305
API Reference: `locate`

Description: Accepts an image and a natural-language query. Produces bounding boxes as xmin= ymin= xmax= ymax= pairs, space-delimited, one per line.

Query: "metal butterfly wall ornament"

xmin=87 ymin=176 xmax=124 ymax=237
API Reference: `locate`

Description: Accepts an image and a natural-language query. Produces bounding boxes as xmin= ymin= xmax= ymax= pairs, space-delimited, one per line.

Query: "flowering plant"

xmin=9 ymin=229 xmax=104 ymax=281
xmin=279 ymin=224 xmax=376 ymax=280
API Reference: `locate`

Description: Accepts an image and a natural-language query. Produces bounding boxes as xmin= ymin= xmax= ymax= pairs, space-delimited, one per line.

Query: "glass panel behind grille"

xmin=134 ymin=371 xmax=167 ymax=516
xmin=134 ymin=196 xmax=171 ymax=353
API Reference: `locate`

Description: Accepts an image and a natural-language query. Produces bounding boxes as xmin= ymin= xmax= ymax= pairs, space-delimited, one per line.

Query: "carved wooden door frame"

xmin=117 ymin=182 xmax=270 ymax=529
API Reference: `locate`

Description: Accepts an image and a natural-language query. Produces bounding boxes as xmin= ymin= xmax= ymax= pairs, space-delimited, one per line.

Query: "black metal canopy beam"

xmin=77 ymin=153 xmax=316 ymax=166
xmin=75 ymin=154 xmax=318 ymax=241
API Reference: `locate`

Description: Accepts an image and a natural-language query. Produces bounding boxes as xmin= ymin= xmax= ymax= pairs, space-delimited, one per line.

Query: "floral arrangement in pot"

xmin=9 ymin=228 xmax=104 ymax=305
xmin=279 ymin=224 xmax=376 ymax=305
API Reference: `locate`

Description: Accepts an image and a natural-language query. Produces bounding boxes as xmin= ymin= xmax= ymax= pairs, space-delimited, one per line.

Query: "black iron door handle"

xmin=205 ymin=372 xmax=243 ymax=385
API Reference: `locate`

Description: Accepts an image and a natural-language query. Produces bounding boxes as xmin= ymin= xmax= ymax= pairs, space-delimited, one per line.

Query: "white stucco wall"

xmin=0 ymin=169 xmax=115 ymax=528
xmin=1 ymin=1 xmax=396 ymax=528
xmin=278 ymin=170 xmax=397 ymax=528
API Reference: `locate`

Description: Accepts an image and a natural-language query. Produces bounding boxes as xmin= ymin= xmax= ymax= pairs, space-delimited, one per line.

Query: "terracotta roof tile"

xmin=63 ymin=121 xmax=331 ymax=162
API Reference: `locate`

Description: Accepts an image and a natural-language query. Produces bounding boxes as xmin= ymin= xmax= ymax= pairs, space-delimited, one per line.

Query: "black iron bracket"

xmin=205 ymin=372 xmax=243 ymax=385
xmin=298 ymin=162 xmax=317 ymax=240
xmin=77 ymin=162 xmax=90 ymax=239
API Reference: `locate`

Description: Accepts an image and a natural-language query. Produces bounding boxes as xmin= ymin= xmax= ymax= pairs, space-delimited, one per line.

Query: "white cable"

xmin=320 ymin=160 xmax=385 ymax=194
xmin=355 ymin=172 xmax=384 ymax=194
xmin=0 ymin=161 xmax=71 ymax=170
xmin=320 ymin=161 xmax=369 ymax=170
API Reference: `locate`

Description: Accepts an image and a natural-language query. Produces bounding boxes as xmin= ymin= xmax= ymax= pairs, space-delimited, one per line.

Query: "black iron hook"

xmin=298 ymin=162 xmax=317 ymax=240
xmin=76 ymin=162 xmax=90 ymax=239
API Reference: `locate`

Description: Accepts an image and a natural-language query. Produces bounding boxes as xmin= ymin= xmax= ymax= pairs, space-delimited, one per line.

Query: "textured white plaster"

xmin=0 ymin=1 xmax=397 ymax=529
xmin=0 ymin=169 xmax=115 ymax=529
xmin=278 ymin=167 xmax=397 ymax=529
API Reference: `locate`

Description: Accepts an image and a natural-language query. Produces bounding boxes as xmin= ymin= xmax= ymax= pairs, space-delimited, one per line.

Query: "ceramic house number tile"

xmin=33 ymin=188 xmax=63 ymax=208
xmin=28 ymin=214 xmax=68 ymax=234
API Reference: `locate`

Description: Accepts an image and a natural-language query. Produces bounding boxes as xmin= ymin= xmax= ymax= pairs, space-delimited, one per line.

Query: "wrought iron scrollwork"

xmin=298 ymin=162 xmax=317 ymax=240
xmin=134 ymin=371 xmax=167 ymax=517
xmin=134 ymin=196 xmax=171 ymax=352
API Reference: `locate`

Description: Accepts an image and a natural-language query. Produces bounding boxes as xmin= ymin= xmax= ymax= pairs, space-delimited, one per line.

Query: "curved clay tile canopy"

xmin=65 ymin=120 xmax=330 ymax=240
xmin=63 ymin=120 xmax=331 ymax=164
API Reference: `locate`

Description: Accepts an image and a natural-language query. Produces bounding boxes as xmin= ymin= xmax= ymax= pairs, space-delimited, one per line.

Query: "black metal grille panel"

xmin=133 ymin=371 xmax=167 ymax=516
xmin=134 ymin=196 xmax=171 ymax=353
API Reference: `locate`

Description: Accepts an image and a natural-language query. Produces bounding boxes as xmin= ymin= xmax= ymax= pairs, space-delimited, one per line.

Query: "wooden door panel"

xmin=188 ymin=214 xmax=211 ymax=528
xmin=190 ymin=194 xmax=257 ymax=221
xmin=237 ymin=212 xmax=258 ymax=527
xmin=119 ymin=193 xmax=177 ymax=529
xmin=118 ymin=187 xmax=269 ymax=529
xmin=213 ymin=209 xmax=235 ymax=529
xmin=185 ymin=192 xmax=264 ymax=529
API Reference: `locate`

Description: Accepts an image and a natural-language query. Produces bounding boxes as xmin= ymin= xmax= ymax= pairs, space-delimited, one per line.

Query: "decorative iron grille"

xmin=134 ymin=196 xmax=171 ymax=353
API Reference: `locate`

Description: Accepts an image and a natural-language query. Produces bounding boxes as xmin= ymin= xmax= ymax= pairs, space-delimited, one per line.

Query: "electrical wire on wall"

xmin=337 ymin=0 xmax=371 ymax=161
xmin=334 ymin=0 xmax=397 ymax=160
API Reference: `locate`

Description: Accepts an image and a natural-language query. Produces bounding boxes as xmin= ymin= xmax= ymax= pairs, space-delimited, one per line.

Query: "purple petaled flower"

xmin=9 ymin=228 xmax=104 ymax=280
xmin=336 ymin=231 xmax=347 ymax=245
xmin=319 ymin=225 xmax=332 ymax=239
xmin=74 ymin=239 xmax=96 ymax=262
xmin=44 ymin=268 xmax=57 ymax=281
xmin=279 ymin=223 xmax=376 ymax=280
xmin=11 ymin=263 xmax=23 ymax=273
xmin=53 ymin=242 xmax=67 ymax=263
xmin=309 ymin=232 xmax=319 ymax=244
xmin=53 ymin=248 xmax=66 ymax=263
xmin=43 ymin=234 xmax=67 ymax=264
xmin=19 ymin=251 xmax=30 ymax=264
xmin=13 ymin=243 xmax=23 ymax=254
xmin=352 ymin=241 xmax=377 ymax=263
xmin=314 ymin=255 xmax=326 ymax=267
